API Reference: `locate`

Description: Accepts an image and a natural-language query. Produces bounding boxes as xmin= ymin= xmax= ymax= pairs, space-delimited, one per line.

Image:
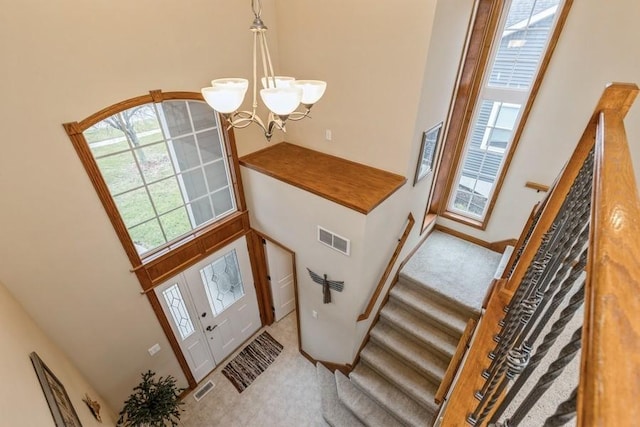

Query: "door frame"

xmin=182 ymin=236 xmax=262 ymax=364
xmin=145 ymin=230 xmax=270 ymax=390
xmin=249 ymin=229 xmax=301 ymax=347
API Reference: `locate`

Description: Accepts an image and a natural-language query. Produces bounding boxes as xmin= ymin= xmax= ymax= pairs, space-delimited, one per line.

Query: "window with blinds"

xmin=448 ymin=0 xmax=563 ymax=220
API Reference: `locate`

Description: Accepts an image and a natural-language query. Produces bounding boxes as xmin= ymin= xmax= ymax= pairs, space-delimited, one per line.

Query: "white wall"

xmin=438 ymin=0 xmax=640 ymax=242
xmin=0 ymin=0 xmax=278 ymax=411
xmin=0 ymin=279 xmax=117 ymax=426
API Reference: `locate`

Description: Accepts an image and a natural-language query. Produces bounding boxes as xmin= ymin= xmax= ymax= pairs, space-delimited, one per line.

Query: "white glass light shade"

xmin=294 ymin=80 xmax=327 ymax=105
xmin=260 ymin=87 xmax=303 ymax=116
xmin=201 ymin=78 xmax=249 ymax=114
xmin=261 ymin=76 xmax=295 ymax=89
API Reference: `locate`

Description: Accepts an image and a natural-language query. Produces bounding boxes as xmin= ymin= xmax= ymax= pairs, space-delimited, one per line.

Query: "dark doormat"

xmin=221 ymin=331 xmax=283 ymax=393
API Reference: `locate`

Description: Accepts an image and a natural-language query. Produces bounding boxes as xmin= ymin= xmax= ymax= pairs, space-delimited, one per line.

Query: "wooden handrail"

xmin=524 ymin=181 xmax=550 ymax=192
xmin=357 ymin=213 xmax=415 ymax=322
xmin=439 ymin=83 xmax=640 ymax=426
xmin=435 ymin=318 xmax=477 ymax=404
xmin=578 ymin=92 xmax=640 ymax=425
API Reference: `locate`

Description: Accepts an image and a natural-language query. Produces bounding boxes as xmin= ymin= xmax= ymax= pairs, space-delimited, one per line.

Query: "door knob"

xmin=206 ymin=325 xmax=217 ymax=332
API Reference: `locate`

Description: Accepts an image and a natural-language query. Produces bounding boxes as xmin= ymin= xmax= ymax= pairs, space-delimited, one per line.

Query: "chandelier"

xmin=201 ymin=0 xmax=327 ymax=141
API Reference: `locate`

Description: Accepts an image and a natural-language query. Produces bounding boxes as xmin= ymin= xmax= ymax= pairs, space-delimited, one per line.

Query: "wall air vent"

xmin=317 ymin=226 xmax=351 ymax=256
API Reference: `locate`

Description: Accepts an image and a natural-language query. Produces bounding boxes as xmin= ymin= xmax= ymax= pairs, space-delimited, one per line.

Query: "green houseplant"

xmin=117 ymin=370 xmax=184 ymax=427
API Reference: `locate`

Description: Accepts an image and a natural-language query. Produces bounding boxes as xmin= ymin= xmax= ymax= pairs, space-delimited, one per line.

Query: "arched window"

xmin=64 ymin=91 xmax=248 ymax=290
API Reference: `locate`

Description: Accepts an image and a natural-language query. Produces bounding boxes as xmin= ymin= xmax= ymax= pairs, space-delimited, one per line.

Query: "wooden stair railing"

xmin=438 ymin=83 xmax=640 ymax=427
xmin=578 ymin=91 xmax=640 ymax=426
xmin=358 ymin=213 xmax=415 ymax=321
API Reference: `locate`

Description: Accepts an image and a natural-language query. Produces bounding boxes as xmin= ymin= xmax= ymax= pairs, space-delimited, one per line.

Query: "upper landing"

xmin=239 ymin=142 xmax=406 ymax=214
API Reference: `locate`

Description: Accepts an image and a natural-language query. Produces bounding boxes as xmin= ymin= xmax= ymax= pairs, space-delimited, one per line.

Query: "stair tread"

xmin=390 ymin=281 xmax=467 ymax=337
xmin=397 ymin=274 xmax=482 ymax=319
xmin=380 ymin=299 xmax=459 ymax=360
xmin=350 ymin=364 xmax=435 ymax=427
xmin=370 ymin=320 xmax=448 ymax=384
xmin=335 ymin=370 xmax=404 ymax=427
xmin=316 ymin=364 xmax=364 ymax=427
xmin=361 ymin=342 xmax=439 ymax=411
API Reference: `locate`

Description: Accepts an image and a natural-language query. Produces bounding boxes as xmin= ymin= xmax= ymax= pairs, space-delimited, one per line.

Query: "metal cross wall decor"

xmin=307 ymin=268 xmax=344 ymax=304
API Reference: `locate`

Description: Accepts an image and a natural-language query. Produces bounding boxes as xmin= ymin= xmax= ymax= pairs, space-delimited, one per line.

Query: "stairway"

xmin=317 ymin=231 xmax=509 ymax=427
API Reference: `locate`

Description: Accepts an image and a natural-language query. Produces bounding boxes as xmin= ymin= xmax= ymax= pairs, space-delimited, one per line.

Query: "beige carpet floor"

xmin=180 ymin=311 xmax=323 ymax=426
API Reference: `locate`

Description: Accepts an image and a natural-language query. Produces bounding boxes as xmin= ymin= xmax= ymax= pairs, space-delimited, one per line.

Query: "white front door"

xmin=155 ymin=276 xmax=215 ymax=383
xmin=155 ymin=236 xmax=261 ymax=382
xmin=265 ymin=239 xmax=295 ymax=322
xmin=185 ymin=236 xmax=261 ymax=363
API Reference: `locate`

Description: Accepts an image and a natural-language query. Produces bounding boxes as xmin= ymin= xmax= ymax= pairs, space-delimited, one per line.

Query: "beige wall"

xmin=2 ymin=0 xmax=638 ymax=411
xmin=438 ymin=0 xmax=640 ymax=242
xmin=240 ymin=0 xmax=441 ymax=363
xmin=0 ymin=279 xmax=116 ymax=426
xmin=0 ymin=0 xmax=278 ymax=411
xmin=242 ymin=167 xmax=367 ymax=362
xmin=271 ymin=0 xmax=438 ymax=174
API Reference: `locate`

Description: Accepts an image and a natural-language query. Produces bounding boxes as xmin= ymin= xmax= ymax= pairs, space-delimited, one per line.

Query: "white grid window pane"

xmin=162 ymin=284 xmax=195 ymax=340
xmin=451 ymin=101 xmax=521 ymax=217
xmin=449 ymin=0 xmax=562 ymax=221
xmin=489 ymin=0 xmax=560 ymax=90
xmin=85 ymin=100 xmax=237 ymax=257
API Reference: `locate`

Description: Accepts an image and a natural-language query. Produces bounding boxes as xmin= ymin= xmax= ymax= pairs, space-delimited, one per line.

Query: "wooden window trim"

xmin=429 ymin=0 xmax=573 ymax=230
xmin=64 ymin=90 xmax=256 ymax=391
xmin=63 ymin=90 xmax=249 ymax=292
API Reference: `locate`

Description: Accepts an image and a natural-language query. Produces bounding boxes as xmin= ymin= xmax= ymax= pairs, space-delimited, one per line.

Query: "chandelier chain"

xmin=251 ymin=0 xmax=262 ymax=19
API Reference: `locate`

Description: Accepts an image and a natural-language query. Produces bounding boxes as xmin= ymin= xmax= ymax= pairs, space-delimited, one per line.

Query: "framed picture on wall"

xmin=30 ymin=352 xmax=83 ymax=427
xmin=413 ymin=122 xmax=443 ymax=185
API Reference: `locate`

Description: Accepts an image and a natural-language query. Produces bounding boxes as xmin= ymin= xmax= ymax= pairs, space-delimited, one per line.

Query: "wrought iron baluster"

xmin=481 ymin=151 xmax=593 ymax=384
xmin=543 ymin=388 xmax=578 ymax=427
xmin=470 ymin=347 xmax=530 ymax=426
xmin=506 ymin=225 xmax=589 ymax=353
xmin=507 ymin=327 xmax=583 ymax=426
xmin=482 ymin=219 xmax=579 ymax=390
xmin=489 ymin=278 xmax=585 ymax=423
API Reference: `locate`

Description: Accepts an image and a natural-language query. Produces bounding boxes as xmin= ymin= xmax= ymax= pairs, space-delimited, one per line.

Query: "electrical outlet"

xmin=325 ymin=129 xmax=332 ymax=141
xmin=312 ymin=310 xmax=318 ymax=319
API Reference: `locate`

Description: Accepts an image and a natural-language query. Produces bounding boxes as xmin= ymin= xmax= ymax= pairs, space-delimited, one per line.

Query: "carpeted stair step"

xmin=494 ymin=245 xmax=514 ymax=279
xmin=398 ymin=230 xmax=502 ymax=319
xmin=316 ymin=363 xmax=364 ymax=427
xmin=397 ymin=274 xmax=480 ymax=320
xmin=390 ymin=281 xmax=467 ymax=337
xmin=350 ymin=364 xmax=435 ymax=427
xmin=335 ymin=370 xmax=403 ymax=427
xmin=360 ymin=342 xmax=439 ymax=411
xmin=380 ymin=299 xmax=458 ymax=360
xmin=370 ymin=320 xmax=448 ymax=384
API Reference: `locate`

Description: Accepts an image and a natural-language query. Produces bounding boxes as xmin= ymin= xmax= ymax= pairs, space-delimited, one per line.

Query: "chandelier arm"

xmin=287 ymin=109 xmax=312 ymax=122
xmin=226 ymin=111 xmax=269 ymax=134
xmin=261 ymin=30 xmax=277 ymax=83
xmin=267 ymin=116 xmax=285 ymax=136
xmin=252 ymin=31 xmax=259 ymax=112
xmin=258 ymin=33 xmax=274 ymax=88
